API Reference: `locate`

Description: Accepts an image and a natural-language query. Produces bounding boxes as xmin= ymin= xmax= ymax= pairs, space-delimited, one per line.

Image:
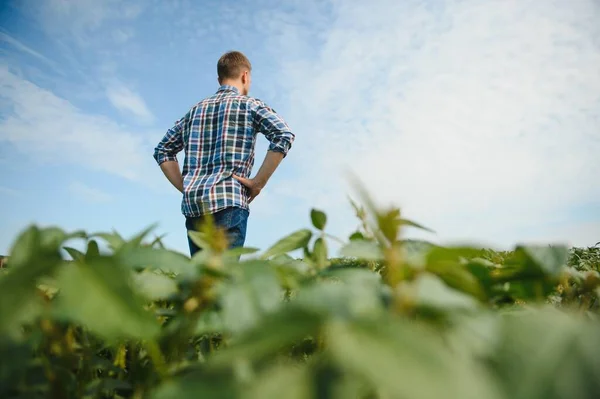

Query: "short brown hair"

xmin=217 ymin=51 xmax=251 ymax=81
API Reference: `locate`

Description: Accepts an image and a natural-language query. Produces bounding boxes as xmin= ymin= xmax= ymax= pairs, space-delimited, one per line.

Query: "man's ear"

xmin=241 ymin=70 xmax=248 ymax=84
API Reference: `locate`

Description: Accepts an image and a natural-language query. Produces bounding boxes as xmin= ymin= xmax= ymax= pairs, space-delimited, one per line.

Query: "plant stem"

xmin=146 ymin=340 xmax=168 ymax=380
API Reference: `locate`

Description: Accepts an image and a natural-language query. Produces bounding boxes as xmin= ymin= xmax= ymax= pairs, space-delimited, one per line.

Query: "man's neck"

xmin=220 ymin=80 xmax=244 ymax=94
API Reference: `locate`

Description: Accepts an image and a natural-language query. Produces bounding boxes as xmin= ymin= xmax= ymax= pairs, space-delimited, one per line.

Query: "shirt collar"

xmin=217 ymin=84 xmax=240 ymax=94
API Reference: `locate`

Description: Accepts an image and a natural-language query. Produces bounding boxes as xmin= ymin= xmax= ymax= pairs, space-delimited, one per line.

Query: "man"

xmin=153 ymin=51 xmax=295 ymax=256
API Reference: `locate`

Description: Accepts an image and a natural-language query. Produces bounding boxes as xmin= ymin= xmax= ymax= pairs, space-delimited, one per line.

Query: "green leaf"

xmin=444 ymin=311 xmax=500 ymax=360
xmin=223 ymin=246 xmax=260 ymax=259
xmin=295 ymin=269 xmax=385 ymax=319
xmin=0 ymin=226 xmax=65 ymax=336
xmin=37 ymin=276 xmax=60 ymax=299
xmin=412 ymin=274 xmax=480 ymax=311
xmin=53 ymin=257 xmax=160 ymax=341
xmin=86 ymin=239 xmax=101 ymax=258
xmin=0 ymin=340 xmax=36 ymax=396
xmin=325 ymin=317 xmax=503 ymax=399
xmin=40 ymin=227 xmax=87 ymax=251
xmin=125 ymin=224 xmax=159 ymax=249
xmin=5 ymin=225 xmax=42 ymax=268
xmin=302 ymin=246 xmax=315 ymax=268
xmin=150 ymin=369 xmax=237 ymax=399
xmin=0 ymin=286 xmax=44 ymax=337
xmin=220 ymin=262 xmax=284 ymax=334
xmin=339 ymin=240 xmax=384 ymax=261
xmin=188 ymin=231 xmax=211 ymax=252
xmin=272 ymin=257 xmax=312 ymax=287
xmin=520 ymin=245 xmax=569 ymax=276
xmin=244 ymin=362 xmax=312 ymax=399
xmin=464 ymin=259 xmax=502 ymax=299
xmin=260 ymin=229 xmax=312 ymax=260
xmin=426 ymin=260 xmax=487 ymax=301
xmin=400 ymin=239 xmax=435 ymax=270
xmin=92 ymin=231 xmax=126 ymax=251
xmin=486 ymin=246 xmax=570 ymax=302
xmin=505 ymin=279 xmax=557 ymax=303
xmin=150 ymin=234 xmax=167 ymax=248
xmin=491 ymin=307 xmax=600 ymax=399
xmin=64 ymin=246 xmax=85 ymax=261
xmin=426 ymin=245 xmax=485 ymax=265
xmin=85 ymin=378 xmax=133 ymax=397
xmin=497 ymin=245 xmax=569 ymax=282
xmin=310 ymin=209 xmax=327 ymax=230
xmin=349 ymin=231 xmax=365 ymax=241
xmin=312 ymin=237 xmax=328 ymax=269
xmin=377 ymin=208 xmax=402 ymax=243
xmin=208 ymin=306 xmax=322 ymax=369
xmin=195 ymin=310 xmax=225 ymax=335
xmin=398 ymin=218 xmax=435 ymax=233
xmin=132 ymin=270 xmax=178 ymax=300
xmin=115 ymin=246 xmax=193 ymax=276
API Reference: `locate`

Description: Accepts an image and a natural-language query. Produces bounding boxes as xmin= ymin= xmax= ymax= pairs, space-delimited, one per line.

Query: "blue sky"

xmin=1 ymin=0 xmax=599 ymax=257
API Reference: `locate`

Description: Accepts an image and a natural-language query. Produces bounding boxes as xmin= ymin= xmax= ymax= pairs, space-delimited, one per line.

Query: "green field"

xmin=1 ymin=188 xmax=599 ymax=399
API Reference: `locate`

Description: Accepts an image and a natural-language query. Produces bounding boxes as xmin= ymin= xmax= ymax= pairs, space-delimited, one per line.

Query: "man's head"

xmin=217 ymin=51 xmax=252 ymax=95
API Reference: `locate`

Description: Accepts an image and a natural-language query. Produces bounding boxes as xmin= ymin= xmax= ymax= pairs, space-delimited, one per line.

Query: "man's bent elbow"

xmin=268 ymin=138 xmax=293 ymax=158
xmin=153 ymin=148 xmax=177 ymax=166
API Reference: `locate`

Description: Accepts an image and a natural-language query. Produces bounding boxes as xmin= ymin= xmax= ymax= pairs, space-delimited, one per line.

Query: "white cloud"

xmin=106 ymin=84 xmax=154 ymax=123
xmin=262 ymin=0 xmax=600 ymax=248
xmin=69 ymin=181 xmax=113 ymax=203
xmin=0 ymin=66 xmax=159 ymax=184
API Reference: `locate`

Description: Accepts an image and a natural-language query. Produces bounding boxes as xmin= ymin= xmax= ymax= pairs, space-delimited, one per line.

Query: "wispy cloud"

xmin=106 ymin=84 xmax=154 ymax=124
xmin=112 ymin=28 xmax=135 ymax=43
xmin=0 ymin=186 xmax=21 ymax=197
xmin=3 ymin=0 xmax=598 ymax=251
xmin=262 ymin=0 xmax=600 ymax=247
xmin=0 ymin=66 xmax=158 ymax=183
xmin=0 ymin=31 xmax=63 ymax=74
xmin=24 ymin=0 xmax=144 ymax=45
xmin=69 ymin=181 xmax=113 ymax=203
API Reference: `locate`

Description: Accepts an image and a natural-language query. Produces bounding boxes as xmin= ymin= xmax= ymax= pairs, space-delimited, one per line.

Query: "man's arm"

xmin=233 ymin=101 xmax=294 ymax=202
xmin=159 ymin=161 xmax=184 ymax=193
xmin=153 ymin=114 xmax=188 ymax=193
xmin=254 ymin=102 xmax=295 ymax=158
xmin=233 ymin=151 xmax=284 ymax=202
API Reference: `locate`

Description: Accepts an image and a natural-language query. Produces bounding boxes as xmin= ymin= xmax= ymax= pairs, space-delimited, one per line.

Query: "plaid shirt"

xmin=153 ymin=85 xmax=295 ymax=217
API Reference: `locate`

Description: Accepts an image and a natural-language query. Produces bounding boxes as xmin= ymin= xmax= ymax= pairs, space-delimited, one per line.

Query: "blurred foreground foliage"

xmin=1 ymin=184 xmax=599 ymax=399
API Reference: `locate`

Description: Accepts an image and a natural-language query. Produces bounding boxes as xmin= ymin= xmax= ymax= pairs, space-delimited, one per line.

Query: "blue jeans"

xmin=185 ymin=207 xmax=249 ymax=257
